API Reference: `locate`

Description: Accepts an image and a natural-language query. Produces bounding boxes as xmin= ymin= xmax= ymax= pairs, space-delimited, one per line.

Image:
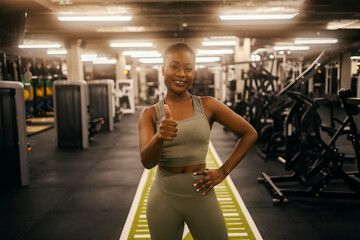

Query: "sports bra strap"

xmin=156 ymin=95 xmax=204 ymax=122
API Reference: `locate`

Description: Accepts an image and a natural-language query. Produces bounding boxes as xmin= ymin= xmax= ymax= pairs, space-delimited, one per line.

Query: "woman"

xmin=138 ymin=43 xmax=258 ymax=240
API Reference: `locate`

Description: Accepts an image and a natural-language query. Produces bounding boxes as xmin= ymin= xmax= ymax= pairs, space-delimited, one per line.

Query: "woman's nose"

xmin=176 ymin=68 xmax=185 ymax=77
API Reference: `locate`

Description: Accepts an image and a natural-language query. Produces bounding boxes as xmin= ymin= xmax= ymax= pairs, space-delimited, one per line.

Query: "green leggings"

xmin=146 ymin=167 xmax=228 ymax=240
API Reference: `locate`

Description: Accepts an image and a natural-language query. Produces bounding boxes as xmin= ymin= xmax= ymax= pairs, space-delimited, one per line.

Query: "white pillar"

xmin=131 ymin=60 xmax=139 ymax=104
xmin=66 ymin=39 xmax=84 ymax=81
xmin=157 ymin=65 xmax=166 ymax=100
xmin=213 ymin=68 xmax=222 ymax=100
xmin=116 ymin=53 xmax=126 ymax=80
xmin=234 ymin=38 xmax=251 ymax=102
xmin=139 ymin=65 xmax=147 ymax=101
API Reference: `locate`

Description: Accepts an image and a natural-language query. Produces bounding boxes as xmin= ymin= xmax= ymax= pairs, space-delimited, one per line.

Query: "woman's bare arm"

xmin=138 ymin=105 xmax=177 ymax=169
xmin=194 ymin=97 xmax=258 ymax=194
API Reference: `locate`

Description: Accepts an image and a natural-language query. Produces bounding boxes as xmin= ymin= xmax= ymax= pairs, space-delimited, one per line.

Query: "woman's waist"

xmin=159 ymin=163 xmax=205 ymax=174
xmin=153 ymin=166 xmax=207 ymax=197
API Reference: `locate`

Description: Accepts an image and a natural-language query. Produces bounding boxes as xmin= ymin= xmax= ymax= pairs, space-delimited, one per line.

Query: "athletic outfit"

xmin=146 ymin=95 xmax=228 ymax=240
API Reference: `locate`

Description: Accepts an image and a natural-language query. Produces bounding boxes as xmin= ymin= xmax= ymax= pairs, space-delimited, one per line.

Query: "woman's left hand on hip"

xmin=193 ymin=169 xmax=227 ymax=195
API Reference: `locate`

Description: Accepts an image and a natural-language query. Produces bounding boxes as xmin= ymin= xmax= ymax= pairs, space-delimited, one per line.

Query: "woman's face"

xmin=162 ymin=49 xmax=195 ymax=94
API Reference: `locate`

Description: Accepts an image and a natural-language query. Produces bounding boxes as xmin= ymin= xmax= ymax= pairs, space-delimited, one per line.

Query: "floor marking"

xmin=229 ymin=233 xmax=249 ymax=237
xmin=133 ymin=234 xmax=151 ymax=238
xmin=119 ymin=141 xmax=262 ymax=240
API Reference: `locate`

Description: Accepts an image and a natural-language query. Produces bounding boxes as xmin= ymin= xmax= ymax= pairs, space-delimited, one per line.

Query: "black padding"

xmin=0 ymin=88 xmax=20 ymax=185
xmin=339 ymin=89 xmax=359 ymax=116
xmin=55 ymin=85 xmax=82 ymax=147
xmin=88 ymin=84 xmax=109 ymax=131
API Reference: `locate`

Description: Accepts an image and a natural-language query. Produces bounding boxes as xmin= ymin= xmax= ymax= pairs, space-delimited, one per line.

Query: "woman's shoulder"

xmin=139 ymin=104 xmax=158 ymax=124
xmin=199 ymin=96 xmax=220 ymax=106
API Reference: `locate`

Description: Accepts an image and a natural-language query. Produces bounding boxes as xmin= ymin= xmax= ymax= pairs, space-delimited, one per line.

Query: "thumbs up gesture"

xmin=158 ymin=104 xmax=178 ymax=142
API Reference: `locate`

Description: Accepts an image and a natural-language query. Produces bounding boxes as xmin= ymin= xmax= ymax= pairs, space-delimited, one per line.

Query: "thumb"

xmin=164 ymin=104 xmax=173 ymax=120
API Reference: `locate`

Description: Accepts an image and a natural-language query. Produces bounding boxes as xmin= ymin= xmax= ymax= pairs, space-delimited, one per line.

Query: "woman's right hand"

xmin=157 ymin=104 xmax=177 ymax=142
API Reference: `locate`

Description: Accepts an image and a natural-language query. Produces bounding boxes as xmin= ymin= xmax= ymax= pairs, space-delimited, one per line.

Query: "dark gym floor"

xmin=1 ymin=108 xmax=360 ymax=240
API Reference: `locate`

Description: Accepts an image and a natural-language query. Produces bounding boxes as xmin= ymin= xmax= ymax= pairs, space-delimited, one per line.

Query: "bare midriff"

xmin=160 ymin=163 xmax=206 ymax=173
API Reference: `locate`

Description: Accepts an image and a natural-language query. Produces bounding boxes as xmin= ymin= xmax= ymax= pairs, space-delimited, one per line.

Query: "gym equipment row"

xmin=0 ymin=81 xmax=29 ymax=186
xmin=53 ymin=80 xmax=105 ymax=148
xmin=258 ymin=88 xmax=360 ymax=203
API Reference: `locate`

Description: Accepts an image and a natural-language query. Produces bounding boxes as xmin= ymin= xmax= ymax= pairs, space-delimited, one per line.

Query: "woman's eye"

xmin=170 ymin=65 xmax=177 ymax=69
xmin=186 ymin=68 xmax=193 ymax=71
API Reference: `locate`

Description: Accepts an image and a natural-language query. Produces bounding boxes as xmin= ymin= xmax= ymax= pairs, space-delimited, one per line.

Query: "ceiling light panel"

xmin=197 ymin=49 xmax=234 ymax=55
xmin=58 ymin=16 xmax=132 ymax=21
xmin=202 ymin=41 xmax=236 ymax=46
xmin=19 ymin=44 xmax=62 ymax=49
xmin=273 ymin=46 xmax=309 ymax=50
xmin=110 ymin=42 xmax=153 ymax=48
xmin=294 ymin=38 xmax=338 ymax=44
xmin=220 ymin=13 xmax=298 ymax=20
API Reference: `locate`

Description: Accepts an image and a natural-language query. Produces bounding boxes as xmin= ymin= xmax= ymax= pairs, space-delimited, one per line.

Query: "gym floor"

xmin=1 ymin=108 xmax=360 ymax=240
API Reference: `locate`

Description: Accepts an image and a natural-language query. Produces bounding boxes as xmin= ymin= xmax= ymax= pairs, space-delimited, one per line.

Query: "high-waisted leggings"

xmin=146 ymin=167 xmax=228 ymax=240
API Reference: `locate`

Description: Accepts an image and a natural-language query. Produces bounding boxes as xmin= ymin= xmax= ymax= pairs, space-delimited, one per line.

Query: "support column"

xmin=157 ymin=65 xmax=166 ymax=100
xmin=131 ymin=60 xmax=139 ymax=104
xmin=66 ymin=39 xmax=84 ymax=81
xmin=139 ymin=65 xmax=147 ymax=102
xmin=213 ymin=68 xmax=222 ymax=100
xmin=340 ymin=52 xmax=351 ymax=89
xmin=234 ymin=38 xmax=251 ymax=102
xmin=116 ymin=53 xmax=126 ymax=80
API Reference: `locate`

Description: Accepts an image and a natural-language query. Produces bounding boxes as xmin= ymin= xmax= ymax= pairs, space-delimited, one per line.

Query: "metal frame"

xmin=0 ymin=81 xmax=29 ymax=186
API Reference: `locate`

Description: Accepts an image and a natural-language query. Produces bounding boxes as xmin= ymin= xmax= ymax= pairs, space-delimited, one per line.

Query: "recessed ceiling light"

xmin=196 ymin=57 xmax=220 ymax=63
xmin=19 ymin=44 xmax=62 ymax=49
xmin=123 ymin=51 xmax=161 ymax=58
xmin=202 ymin=41 xmax=236 ymax=46
xmin=58 ymin=16 xmax=132 ymax=21
xmin=220 ymin=13 xmax=298 ymax=20
xmin=110 ymin=42 xmax=153 ymax=48
xmin=139 ymin=58 xmax=163 ymax=64
xmin=47 ymin=49 xmax=67 ymax=54
xmin=273 ymin=46 xmax=309 ymax=50
xmin=294 ymin=38 xmax=338 ymax=44
xmin=197 ymin=49 xmax=234 ymax=55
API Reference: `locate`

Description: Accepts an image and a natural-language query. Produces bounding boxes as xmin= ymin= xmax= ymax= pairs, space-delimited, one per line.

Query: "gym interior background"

xmin=1 ymin=0 xmax=360 ymax=239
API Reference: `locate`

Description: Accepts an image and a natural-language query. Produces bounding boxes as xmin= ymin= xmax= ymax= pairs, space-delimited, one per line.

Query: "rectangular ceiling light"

xmin=327 ymin=20 xmax=360 ymax=30
xmin=294 ymin=38 xmax=338 ymax=44
xmin=202 ymin=41 xmax=236 ymax=46
xmin=19 ymin=44 xmax=61 ymax=49
xmin=197 ymin=49 xmax=234 ymax=55
xmin=273 ymin=46 xmax=309 ymax=51
xmin=139 ymin=58 xmax=163 ymax=64
xmin=81 ymin=54 xmax=98 ymax=61
xmin=350 ymin=56 xmax=360 ymax=60
xmin=220 ymin=13 xmax=298 ymax=20
xmin=93 ymin=58 xmax=117 ymax=64
xmin=123 ymin=51 xmax=161 ymax=57
xmin=58 ymin=16 xmax=132 ymax=21
xmin=110 ymin=42 xmax=153 ymax=48
xmin=196 ymin=57 xmax=220 ymax=63
xmin=47 ymin=49 xmax=67 ymax=54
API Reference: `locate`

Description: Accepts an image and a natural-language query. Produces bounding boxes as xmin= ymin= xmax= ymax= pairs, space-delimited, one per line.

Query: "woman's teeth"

xmin=174 ymin=80 xmax=185 ymax=85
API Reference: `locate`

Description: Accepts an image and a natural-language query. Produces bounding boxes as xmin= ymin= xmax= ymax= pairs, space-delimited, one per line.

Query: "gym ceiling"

xmin=1 ymin=0 xmax=360 ymax=60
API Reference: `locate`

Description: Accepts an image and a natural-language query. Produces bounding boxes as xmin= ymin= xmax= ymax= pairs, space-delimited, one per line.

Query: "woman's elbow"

xmin=250 ymin=128 xmax=258 ymax=142
xmin=140 ymin=154 xmax=157 ymax=169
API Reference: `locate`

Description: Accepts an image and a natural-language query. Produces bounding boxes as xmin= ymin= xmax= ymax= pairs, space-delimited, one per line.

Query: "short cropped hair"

xmin=163 ymin=43 xmax=196 ymax=65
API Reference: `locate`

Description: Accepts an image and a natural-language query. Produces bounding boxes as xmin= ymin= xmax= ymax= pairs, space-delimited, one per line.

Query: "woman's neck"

xmin=165 ymin=91 xmax=191 ymax=103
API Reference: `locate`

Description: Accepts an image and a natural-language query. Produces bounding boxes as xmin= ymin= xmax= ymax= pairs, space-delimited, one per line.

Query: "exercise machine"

xmin=0 ymin=81 xmax=29 ymax=186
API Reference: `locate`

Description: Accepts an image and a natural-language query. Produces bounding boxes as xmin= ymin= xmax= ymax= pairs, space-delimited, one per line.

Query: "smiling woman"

xmin=137 ymin=43 xmax=258 ymax=240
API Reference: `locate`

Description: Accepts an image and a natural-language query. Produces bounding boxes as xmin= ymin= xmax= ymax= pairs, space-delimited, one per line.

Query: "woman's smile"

xmin=173 ymin=80 xmax=186 ymax=86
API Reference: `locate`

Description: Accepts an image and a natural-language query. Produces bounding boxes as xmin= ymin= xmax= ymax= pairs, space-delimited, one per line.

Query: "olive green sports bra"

xmin=155 ymin=95 xmax=210 ymax=167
